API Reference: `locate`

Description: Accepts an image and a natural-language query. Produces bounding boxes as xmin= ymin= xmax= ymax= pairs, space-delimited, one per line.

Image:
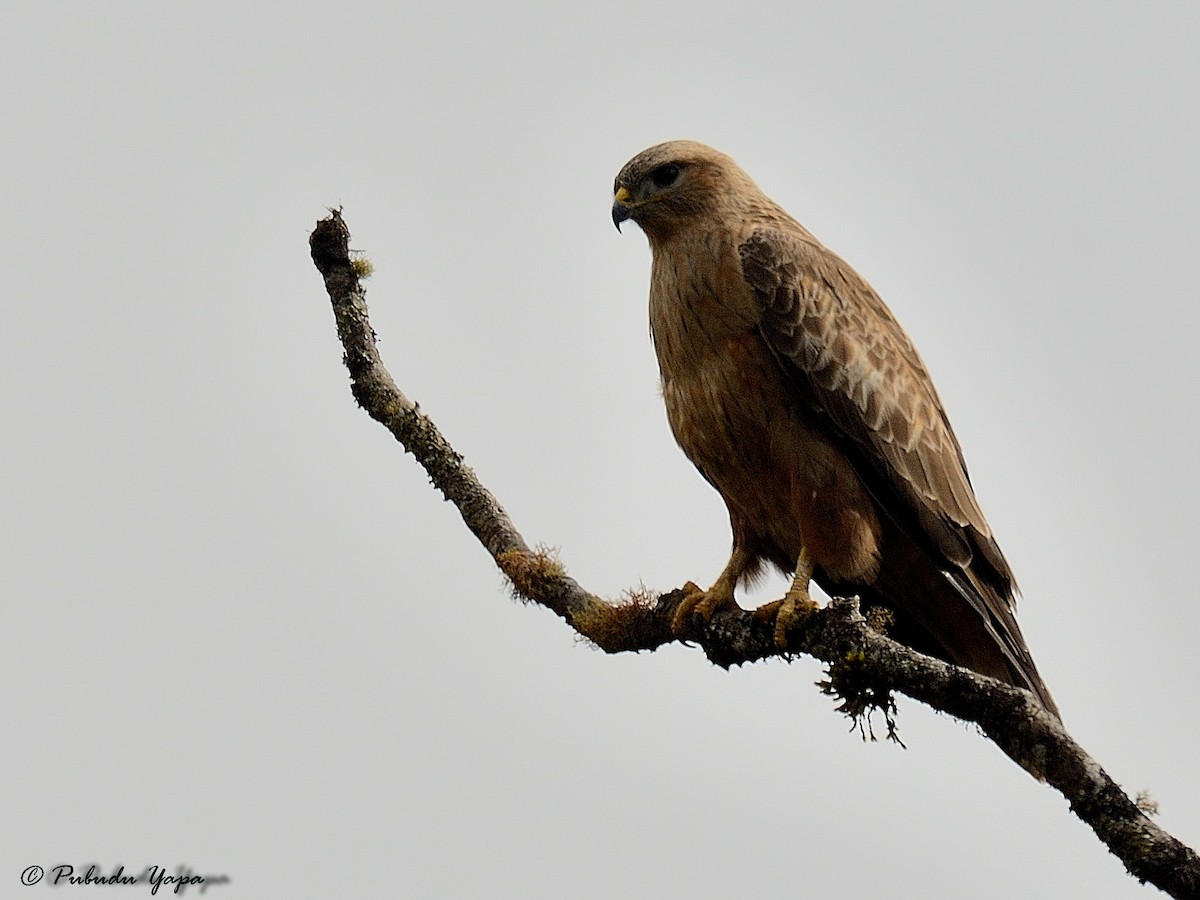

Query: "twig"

xmin=310 ymin=209 xmax=1200 ymax=900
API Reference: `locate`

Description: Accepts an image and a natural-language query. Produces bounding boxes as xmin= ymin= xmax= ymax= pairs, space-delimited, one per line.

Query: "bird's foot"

xmin=671 ymin=580 xmax=739 ymax=637
xmin=751 ymin=599 xmax=784 ymax=623
xmin=771 ymin=585 xmax=819 ymax=650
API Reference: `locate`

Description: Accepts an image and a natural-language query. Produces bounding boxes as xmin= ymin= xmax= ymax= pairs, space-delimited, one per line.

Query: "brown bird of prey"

xmin=612 ymin=140 xmax=1059 ymax=718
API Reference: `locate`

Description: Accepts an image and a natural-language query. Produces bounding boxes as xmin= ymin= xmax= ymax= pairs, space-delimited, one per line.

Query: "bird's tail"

xmin=858 ymin=532 xmax=1061 ymax=720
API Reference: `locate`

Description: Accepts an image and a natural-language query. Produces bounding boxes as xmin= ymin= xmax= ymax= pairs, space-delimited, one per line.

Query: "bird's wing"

xmin=738 ymin=225 xmax=1015 ymax=598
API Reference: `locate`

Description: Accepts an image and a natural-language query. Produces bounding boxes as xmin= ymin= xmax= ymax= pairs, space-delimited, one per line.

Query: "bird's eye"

xmin=650 ymin=163 xmax=681 ymax=188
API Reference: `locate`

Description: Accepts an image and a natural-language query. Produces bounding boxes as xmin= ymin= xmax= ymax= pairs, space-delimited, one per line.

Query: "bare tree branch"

xmin=310 ymin=209 xmax=1200 ymax=900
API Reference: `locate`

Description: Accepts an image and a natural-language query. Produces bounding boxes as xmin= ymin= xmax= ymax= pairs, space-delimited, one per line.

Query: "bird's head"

xmin=612 ymin=140 xmax=750 ymax=243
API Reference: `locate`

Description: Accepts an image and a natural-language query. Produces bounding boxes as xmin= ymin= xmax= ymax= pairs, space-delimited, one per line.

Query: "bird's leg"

xmin=773 ymin=546 xmax=819 ymax=649
xmin=671 ymin=545 xmax=752 ymax=635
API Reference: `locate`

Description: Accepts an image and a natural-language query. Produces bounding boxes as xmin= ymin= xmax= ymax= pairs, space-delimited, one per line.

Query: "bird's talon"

xmin=752 ymin=599 xmax=785 ymax=624
xmin=773 ymin=596 xmax=819 ymax=650
xmin=671 ymin=584 xmax=737 ymax=636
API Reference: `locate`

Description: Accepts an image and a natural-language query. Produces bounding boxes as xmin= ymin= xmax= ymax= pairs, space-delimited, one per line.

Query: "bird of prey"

xmin=612 ymin=140 xmax=1059 ymax=718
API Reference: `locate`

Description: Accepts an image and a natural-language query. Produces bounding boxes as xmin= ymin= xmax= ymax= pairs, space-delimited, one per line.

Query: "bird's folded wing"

xmin=738 ymin=226 xmax=1015 ymax=597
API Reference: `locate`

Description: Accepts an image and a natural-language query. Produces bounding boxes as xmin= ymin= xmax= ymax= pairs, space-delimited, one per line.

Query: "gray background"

xmin=3 ymin=2 xmax=1197 ymax=897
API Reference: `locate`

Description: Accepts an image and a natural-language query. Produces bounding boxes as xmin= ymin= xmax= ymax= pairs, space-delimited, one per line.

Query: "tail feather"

xmin=844 ymin=521 xmax=1061 ymax=720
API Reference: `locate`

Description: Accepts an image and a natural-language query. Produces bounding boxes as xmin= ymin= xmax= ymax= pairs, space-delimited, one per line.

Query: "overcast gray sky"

xmin=3 ymin=2 xmax=1198 ymax=897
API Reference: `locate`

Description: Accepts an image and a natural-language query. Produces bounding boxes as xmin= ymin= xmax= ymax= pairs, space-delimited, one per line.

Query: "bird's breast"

xmin=647 ymin=250 xmax=881 ymax=582
xmin=657 ymin=328 xmax=789 ymax=484
xmin=647 ymin=239 xmax=786 ymax=470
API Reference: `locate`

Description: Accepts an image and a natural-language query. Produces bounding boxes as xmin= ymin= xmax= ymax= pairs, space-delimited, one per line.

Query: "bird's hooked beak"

xmin=612 ymin=186 xmax=632 ymax=232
